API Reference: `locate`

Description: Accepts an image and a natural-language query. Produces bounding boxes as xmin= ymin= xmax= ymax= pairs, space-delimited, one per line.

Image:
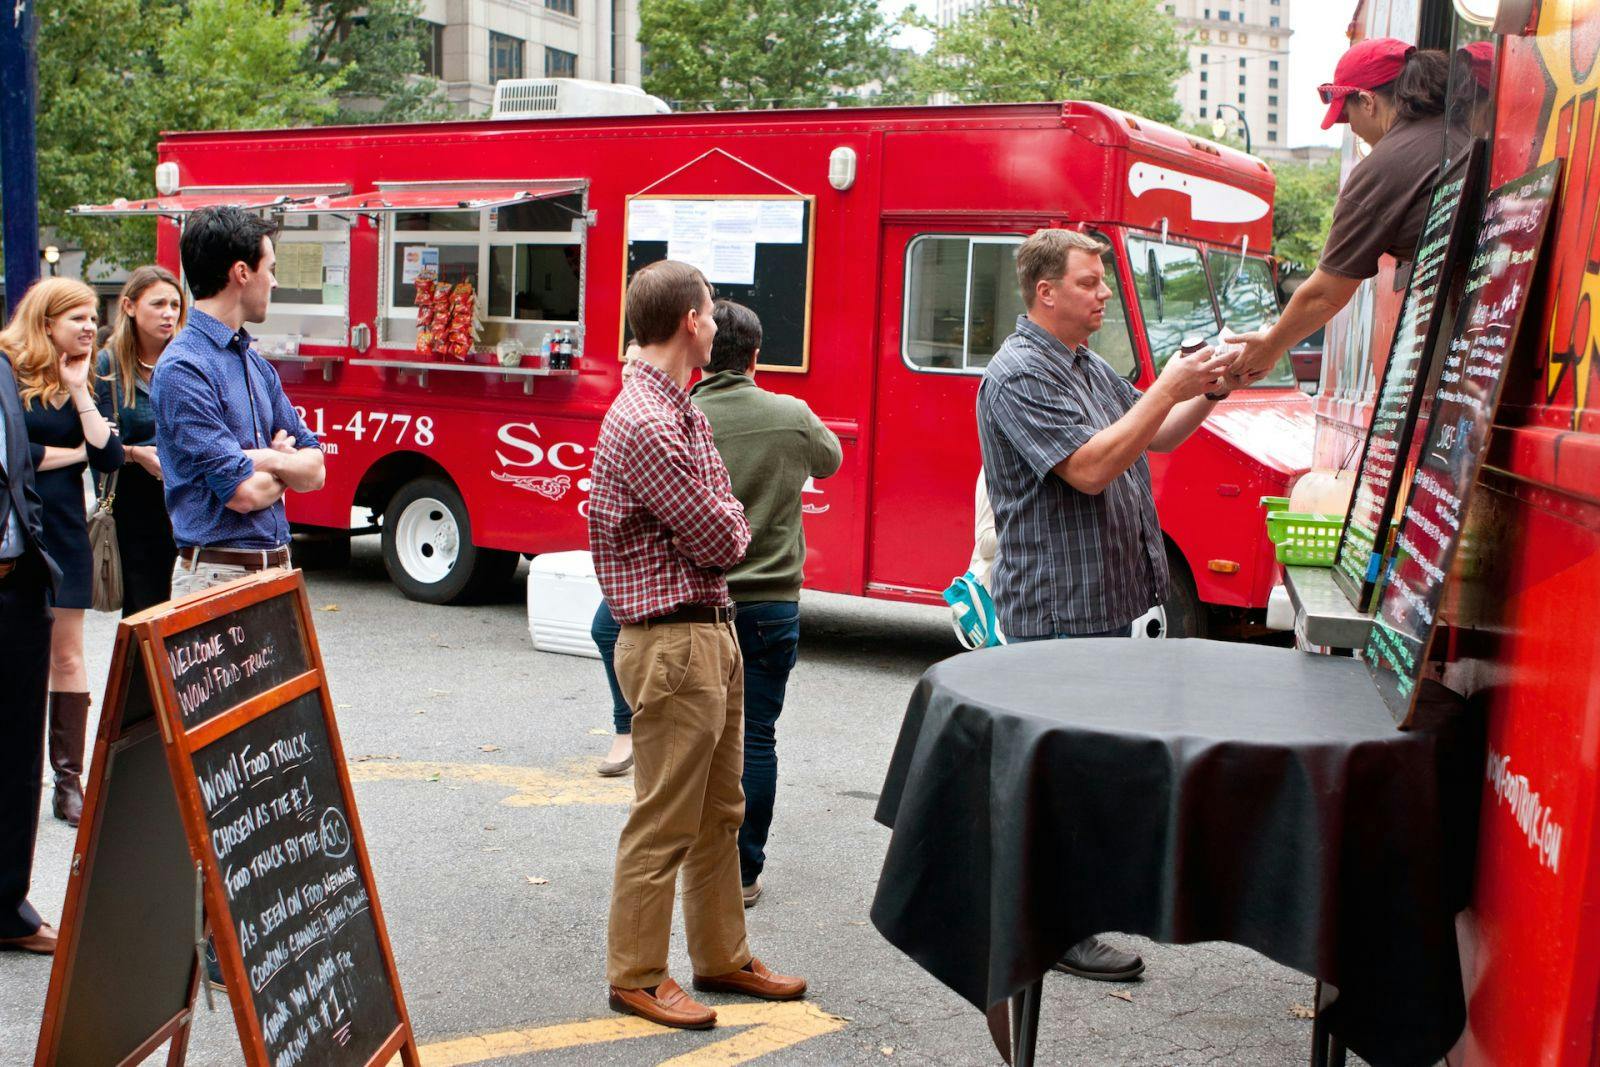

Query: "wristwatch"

xmin=1204 ymin=389 xmax=1230 ymax=401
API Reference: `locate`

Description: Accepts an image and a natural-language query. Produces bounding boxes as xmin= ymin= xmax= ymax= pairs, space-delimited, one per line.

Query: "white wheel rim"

xmin=394 ymin=496 xmax=460 ymax=585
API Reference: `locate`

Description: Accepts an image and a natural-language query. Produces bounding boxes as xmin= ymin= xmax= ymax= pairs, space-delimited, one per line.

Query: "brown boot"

xmin=49 ymin=692 xmax=89 ymax=828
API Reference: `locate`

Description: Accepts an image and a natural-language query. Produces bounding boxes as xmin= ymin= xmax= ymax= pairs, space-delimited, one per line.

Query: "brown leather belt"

xmin=177 ymin=546 xmax=291 ymax=571
xmin=643 ymin=603 xmax=736 ymax=626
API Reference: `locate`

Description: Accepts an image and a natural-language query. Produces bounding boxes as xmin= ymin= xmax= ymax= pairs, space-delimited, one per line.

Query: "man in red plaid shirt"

xmin=592 ymin=260 xmax=807 ymax=1030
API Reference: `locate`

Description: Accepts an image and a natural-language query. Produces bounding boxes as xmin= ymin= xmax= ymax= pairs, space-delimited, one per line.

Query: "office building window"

xmin=1268 ymin=112 xmax=1279 ymax=123
xmin=1200 ymin=70 xmax=1208 ymax=81
xmin=1200 ymin=51 xmax=1208 ymax=63
xmin=1269 ymin=76 xmax=1279 ymax=88
xmin=545 ymin=46 xmax=576 ymax=77
xmin=1269 ymin=15 xmax=1280 ymax=26
xmin=490 ymin=31 xmax=523 ymax=83
xmin=1219 ymin=9 xmax=1230 ymax=17
xmin=1268 ymin=130 xmax=1279 ymax=141
xmin=1239 ymin=57 xmax=1246 ymax=66
xmin=419 ymin=20 xmax=444 ymax=77
xmin=1200 ymin=106 xmax=1208 ymax=117
xmin=1269 ymin=59 xmax=1279 ymax=70
xmin=1238 ymin=91 xmax=1246 ymax=103
xmin=1200 ymin=88 xmax=1208 ymax=99
xmin=545 ymin=0 xmax=576 ymax=12
xmin=1203 ymin=7 xmax=1211 ymax=16
xmin=1239 ymin=74 xmax=1247 ymax=84
xmin=1268 ymin=94 xmax=1277 ymax=105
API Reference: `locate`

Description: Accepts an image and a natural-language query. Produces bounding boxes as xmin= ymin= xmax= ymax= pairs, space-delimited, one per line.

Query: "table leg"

xmin=1310 ymin=980 xmax=1348 ymax=1067
xmin=1010 ymin=978 xmax=1043 ymax=1067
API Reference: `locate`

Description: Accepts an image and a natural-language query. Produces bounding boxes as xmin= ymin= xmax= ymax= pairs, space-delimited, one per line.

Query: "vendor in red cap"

xmin=1231 ymin=38 xmax=1465 ymax=381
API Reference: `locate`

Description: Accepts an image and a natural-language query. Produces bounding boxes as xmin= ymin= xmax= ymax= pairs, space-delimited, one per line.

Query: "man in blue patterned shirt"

xmin=976 ymin=228 xmax=1236 ymax=981
xmin=153 ymin=206 xmax=324 ymax=599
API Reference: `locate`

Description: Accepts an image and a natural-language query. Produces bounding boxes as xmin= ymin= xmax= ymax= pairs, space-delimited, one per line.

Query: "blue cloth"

xmin=94 ymin=350 xmax=158 ymax=446
xmin=151 ymin=309 xmax=318 ymax=549
xmin=733 ymin=600 xmax=800 ymax=887
xmin=590 ymin=600 xmax=630 ymax=734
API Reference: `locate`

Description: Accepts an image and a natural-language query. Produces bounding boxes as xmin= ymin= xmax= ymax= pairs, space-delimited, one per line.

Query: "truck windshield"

xmin=1205 ymin=251 xmax=1296 ymax=387
xmin=1126 ymin=237 xmax=1219 ymax=373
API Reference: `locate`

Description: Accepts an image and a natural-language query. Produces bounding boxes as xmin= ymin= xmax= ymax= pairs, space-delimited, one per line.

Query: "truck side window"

xmin=903 ymin=235 xmax=1025 ymax=373
xmin=1207 ymin=252 xmax=1296 ymax=386
xmin=382 ymin=195 xmax=586 ymax=352
xmin=1127 ymin=237 xmax=1222 ymax=373
xmin=259 ymin=214 xmax=351 ymax=343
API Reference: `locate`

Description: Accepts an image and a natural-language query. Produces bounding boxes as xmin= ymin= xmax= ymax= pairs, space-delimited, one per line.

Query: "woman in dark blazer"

xmin=2 ymin=278 xmax=122 ymax=827
xmin=96 ymin=266 xmax=185 ymax=616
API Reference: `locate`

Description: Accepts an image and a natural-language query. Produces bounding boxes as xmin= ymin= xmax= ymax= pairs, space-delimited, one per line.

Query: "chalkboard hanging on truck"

xmin=36 ymin=570 xmax=420 ymax=1067
xmin=1365 ymin=158 xmax=1563 ymax=727
xmin=621 ymin=194 xmax=816 ymax=372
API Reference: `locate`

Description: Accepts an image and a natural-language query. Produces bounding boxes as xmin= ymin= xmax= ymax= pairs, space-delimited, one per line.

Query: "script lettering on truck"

xmin=493 ymin=421 xmax=593 ymax=511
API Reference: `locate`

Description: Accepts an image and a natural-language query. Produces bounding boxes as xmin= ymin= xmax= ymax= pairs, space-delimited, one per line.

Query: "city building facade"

xmin=1166 ymin=0 xmax=1292 ymax=153
xmin=417 ymin=0 xmax=644 ymax=115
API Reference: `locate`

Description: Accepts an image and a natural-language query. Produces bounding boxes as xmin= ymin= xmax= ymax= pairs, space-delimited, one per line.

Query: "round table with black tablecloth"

xmin=871 ymin=639 xmax=1482 ymax=1067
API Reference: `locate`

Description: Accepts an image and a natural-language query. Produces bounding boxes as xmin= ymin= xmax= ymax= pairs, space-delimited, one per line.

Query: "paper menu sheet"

xmin=707 ymin=242 xmax=756 ymax=285
xmin=276 ymin=243 xmax=325 ymax=291
xmin=755 ymin=200 xmax=804 ymax=243
xmin=627 ymin=198 xmax=806 ymax=246
xmin=628 ymin=199 xmax=673 ymax=242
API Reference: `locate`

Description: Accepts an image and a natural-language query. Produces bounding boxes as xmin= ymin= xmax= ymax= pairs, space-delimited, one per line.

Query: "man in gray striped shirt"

xmin=976 ymin=227 xmax=1235 ymax=980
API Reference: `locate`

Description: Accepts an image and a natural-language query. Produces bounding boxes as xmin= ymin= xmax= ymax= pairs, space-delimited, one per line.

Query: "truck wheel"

xmin=382 ymin=477 xmax=516 ymax=604
xmin=1163 ymin=545 xmax=1208 ymax=639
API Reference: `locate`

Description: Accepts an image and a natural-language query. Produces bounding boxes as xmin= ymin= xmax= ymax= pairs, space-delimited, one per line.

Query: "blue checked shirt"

xmin=151 ymin=309 xmax=319 ymax=549
xmin=976 ymin=316 xmax=1167 ymax=638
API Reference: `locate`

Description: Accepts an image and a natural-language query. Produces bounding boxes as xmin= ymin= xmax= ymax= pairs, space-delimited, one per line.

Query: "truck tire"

xmin=382 ymin=477 xmax=516 ymax=604
xmin=1163 ymin=545 xmax=1208 ymax=639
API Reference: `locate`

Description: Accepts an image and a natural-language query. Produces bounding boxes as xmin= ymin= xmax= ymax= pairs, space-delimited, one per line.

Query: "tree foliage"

xmin=1270 ymin=156 xmax=1342 ymax=280
xmin=639 ymin=0 xmax=901 ymax=109
xmin=33 ymin=0 xmax=445 ymax=269
xmin=302 ymin=0 xmax=451 ymax=125
xmin=910 ymin=0 xmax=1189 ymax=121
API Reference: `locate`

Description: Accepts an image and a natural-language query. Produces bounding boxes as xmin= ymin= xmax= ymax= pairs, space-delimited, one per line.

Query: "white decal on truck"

xmin=1486 ymin=745 xmax=1564 ymax=874
xmin=492 ymin=472 xmax=572 ymax=500
xmin=800 ymin=476 xmax=829 ymax=516
xmin=495 ymin=421 xmax=593 ymax=514
xmin=1127 ymin=162 xmax=1270 ymax=223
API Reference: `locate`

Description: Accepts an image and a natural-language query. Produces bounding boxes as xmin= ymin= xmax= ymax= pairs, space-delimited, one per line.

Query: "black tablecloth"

xmin=871 ymin=639 xmax=1483 ymax=1067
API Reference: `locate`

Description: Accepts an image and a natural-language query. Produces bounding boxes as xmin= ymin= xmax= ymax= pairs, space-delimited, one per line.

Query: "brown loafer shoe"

xmin=693 ymin=957 xmax=806 ymax=1001
xmin=609 ymin=977 xmax=716 ymax=1029
xmin=0 ymin=922 xmax=58 ymax=955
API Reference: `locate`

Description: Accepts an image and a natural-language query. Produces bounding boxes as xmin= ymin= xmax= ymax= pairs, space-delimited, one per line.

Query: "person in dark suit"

xmin=0 ymin=330 xmax=64 ymax=956
xmin=3 ymin=279 xmax=122 ymax=830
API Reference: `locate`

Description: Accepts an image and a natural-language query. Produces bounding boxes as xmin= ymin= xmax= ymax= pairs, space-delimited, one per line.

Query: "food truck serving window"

xmin=383 ymin=192 xmax=586 ymax=352
xmin=901 ymin=234 xmax=1137 ymax=378
xmin=263 ymin=214 xmax=350 ymax=343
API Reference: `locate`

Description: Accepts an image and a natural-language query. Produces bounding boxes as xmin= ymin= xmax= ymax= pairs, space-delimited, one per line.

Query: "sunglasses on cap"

xmin=1317 ymin=83 xmax=1367 ymax=105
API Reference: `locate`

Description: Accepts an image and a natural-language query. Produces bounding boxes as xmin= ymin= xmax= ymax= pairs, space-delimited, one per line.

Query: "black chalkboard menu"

xmin=1334 ymin=143 xmax=1486 ymax=610
xmin=622 ymin=195 xmax=815 ymax=371
xmin=1366 ymin=159 xmax=1563 ymax=726
xmin=37 ymin=570 xmax=419 ymax=1067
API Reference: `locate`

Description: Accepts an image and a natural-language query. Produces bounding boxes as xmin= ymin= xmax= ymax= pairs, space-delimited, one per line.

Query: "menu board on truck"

xmin=1366 ymin=159 xmax=1562 ymax=726
xmin=1334 ymin=143 xmax=1486 ymax=610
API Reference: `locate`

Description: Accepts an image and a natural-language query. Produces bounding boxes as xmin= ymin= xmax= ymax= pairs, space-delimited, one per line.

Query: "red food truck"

xmin=1312 ymin=0 xmax=1600 ymax=1060
xmin=74 ymin=101 xmax=1308 ymax=635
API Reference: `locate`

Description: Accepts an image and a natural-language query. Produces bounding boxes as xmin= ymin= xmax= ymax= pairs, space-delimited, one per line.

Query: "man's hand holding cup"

xmin=1158 ymin=339 xmax=1237 ymax=403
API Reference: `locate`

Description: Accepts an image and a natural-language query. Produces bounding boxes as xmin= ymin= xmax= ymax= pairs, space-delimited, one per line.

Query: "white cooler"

xmin=527 ymin=550 xmax=603 ymax=658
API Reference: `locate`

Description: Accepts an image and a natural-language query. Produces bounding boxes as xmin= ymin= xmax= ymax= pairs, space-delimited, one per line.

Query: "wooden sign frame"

xmin=37 ymin=570 xmax=419 ymax=1067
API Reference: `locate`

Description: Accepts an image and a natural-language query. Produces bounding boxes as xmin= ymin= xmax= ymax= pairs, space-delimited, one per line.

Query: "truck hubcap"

xmin=395 ymin=496 xmax=460 ymax=584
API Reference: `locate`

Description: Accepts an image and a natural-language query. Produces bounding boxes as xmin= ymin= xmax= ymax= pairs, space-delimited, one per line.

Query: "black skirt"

xmin=112 ymin=462 xmax=177 ymax=616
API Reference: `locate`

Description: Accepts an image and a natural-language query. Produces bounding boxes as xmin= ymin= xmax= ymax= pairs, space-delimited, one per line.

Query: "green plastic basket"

xmin=1264 ymin=509 xmax=1342 ymax=567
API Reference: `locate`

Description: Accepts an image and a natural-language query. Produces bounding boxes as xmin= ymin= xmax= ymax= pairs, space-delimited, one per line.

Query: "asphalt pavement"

xmin=0 ymin=540 xmax=1354 ymax=1065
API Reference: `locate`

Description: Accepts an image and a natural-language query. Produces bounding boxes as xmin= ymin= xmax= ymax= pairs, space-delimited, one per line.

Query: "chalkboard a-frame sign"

xmin=35 ymin=570 xmax=419 ymax=1067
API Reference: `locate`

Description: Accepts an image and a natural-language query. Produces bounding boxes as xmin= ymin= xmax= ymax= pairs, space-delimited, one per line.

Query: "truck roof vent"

xmin=491 ymin=78 xmax=672 ymax=120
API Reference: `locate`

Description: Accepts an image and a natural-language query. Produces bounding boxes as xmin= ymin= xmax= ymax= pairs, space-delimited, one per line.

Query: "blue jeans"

xmin=591 ymin=600 xmax=630 ymax=734
xmin=1010 ymin=623 xmax=1133 ymax=641
xmin=592 ymin=598 xmax=801 ymax=885
xmin=732 ymin=601 xmax=800 ymax=887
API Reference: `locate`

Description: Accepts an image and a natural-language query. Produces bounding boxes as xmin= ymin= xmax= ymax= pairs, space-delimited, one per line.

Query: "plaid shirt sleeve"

xmin=985 ymin=367 xmax=1097 ymax=480
xmin=620 ymin=416 xmax=750 ymax=571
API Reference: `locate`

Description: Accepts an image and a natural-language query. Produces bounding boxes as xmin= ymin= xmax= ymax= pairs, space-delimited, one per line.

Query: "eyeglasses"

xmin=1317 ymin=83 xmax=1366 ymax=105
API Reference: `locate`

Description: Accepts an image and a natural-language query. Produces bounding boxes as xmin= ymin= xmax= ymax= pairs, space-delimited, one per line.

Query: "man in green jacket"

xmin=691 ymin=300 xmax=842 ymax=907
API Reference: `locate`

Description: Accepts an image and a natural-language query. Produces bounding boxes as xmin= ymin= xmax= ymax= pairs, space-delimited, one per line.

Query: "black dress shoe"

xmin=1051 ymin=935 xmax=1144 ymax=981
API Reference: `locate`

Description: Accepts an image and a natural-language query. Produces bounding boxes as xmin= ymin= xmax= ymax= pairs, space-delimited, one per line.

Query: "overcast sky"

xmin=883 ymin=0 xmax=1355 ymax=149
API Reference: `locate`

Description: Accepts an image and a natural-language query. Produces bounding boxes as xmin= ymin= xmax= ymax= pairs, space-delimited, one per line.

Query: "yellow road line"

xmin=417 ymin=1002 xmax=845 ymax=1066
xmin=347 ymin=759 xmax=632 ymax=807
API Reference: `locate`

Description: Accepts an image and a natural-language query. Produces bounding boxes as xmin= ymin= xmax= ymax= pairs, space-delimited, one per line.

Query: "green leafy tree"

xmin=301 ymin=0 xmax=451 ymax=124
xmin=639 ymin=0 xmax=900 ymax=109
xmin=1270 ymin=156 xmax=1341 ymax=280
xmin=34 ymin=0 xmax=348 ymax=268
xmin=910 ymin=0 xmax=1189 ymax=121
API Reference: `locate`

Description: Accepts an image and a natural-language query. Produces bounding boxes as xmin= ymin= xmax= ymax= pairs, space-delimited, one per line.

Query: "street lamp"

xmin=1210 ymin=103 xmax=1252 ymax=154
xmin=41 ymin=245 xmax=59 ymax=277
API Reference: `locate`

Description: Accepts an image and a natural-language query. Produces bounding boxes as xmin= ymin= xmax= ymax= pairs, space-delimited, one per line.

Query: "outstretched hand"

xmin=1157 ymin=345 xmax=1236 ymax=403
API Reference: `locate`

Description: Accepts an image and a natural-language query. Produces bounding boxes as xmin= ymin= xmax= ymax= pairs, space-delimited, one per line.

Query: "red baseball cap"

xmin=1461 ymin=40 xmax=1495 ymax=91
xmin=1319 ymin=38 xmax=1417 ymax=129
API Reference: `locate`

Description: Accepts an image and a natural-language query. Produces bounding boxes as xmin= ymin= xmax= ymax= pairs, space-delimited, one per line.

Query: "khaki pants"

xmin=170 ymin=556 xmax=290 ymax=599
xmin=607 ymin=619 xmax=750 ymax=989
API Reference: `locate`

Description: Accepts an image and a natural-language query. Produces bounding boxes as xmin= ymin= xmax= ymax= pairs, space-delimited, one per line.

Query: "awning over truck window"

xmin=283 ymin=180 xmax=586 ymax=215
xmin=69 ymin=188 xmax=348 ymax=218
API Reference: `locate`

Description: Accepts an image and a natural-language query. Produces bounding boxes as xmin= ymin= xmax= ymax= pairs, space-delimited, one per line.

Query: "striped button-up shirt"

xmin=976 ymin=316 xmax=1167 ymax=637
xmin=588 ymin=360 xmax=750 ymax=624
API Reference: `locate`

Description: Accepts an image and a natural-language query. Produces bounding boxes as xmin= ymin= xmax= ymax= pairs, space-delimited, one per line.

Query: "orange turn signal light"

xmin=1207 ymin=559 xmax=1241 ymax=574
